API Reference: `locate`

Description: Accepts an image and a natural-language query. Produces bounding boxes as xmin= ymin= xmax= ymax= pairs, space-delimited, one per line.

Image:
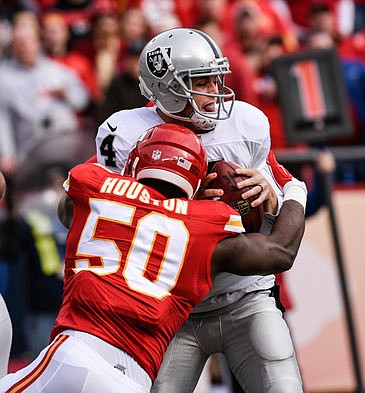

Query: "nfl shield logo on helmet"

xmin=146 ymin=47 xmax=171 ymax=78
xmin=152 ymin=150 xmax=162 ymax=160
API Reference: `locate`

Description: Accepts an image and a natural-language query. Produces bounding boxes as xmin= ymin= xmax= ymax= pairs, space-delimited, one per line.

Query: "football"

xmin=209 ymin=161 xmax=264 ymax=233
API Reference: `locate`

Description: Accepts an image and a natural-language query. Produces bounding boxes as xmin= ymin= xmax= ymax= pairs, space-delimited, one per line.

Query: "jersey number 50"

xmin=73 ymin=199 xmax=189 ymax=299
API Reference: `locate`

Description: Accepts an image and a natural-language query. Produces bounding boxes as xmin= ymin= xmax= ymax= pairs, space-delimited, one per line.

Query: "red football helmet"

xmin=124 ymin=124 xmax=208 ymax=199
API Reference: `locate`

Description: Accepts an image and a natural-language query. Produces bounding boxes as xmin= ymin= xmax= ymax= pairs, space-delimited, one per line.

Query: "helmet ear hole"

xmin=169 ymin=80 xmax=181 ymax=92
xmin=159 ymin=83 xmax=170 ymax=95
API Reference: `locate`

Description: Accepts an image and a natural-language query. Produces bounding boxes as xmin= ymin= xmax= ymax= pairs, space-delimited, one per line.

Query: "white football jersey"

xmin=96 ymin=101 xmax=283 ymax=312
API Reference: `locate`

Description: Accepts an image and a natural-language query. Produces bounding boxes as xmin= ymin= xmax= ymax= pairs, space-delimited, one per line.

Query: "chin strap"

xmin=190 ymin=112 xmax=217 ymax=131
xmin=156 ymin=104 xmax=218 ymax=132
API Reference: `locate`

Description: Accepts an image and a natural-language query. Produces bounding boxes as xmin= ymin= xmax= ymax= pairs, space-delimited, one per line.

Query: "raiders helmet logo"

xmin=146 ymin=47 xmax=171 ymax=78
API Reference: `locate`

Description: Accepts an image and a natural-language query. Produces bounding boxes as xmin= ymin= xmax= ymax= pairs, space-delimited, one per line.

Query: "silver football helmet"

xmin=138 ymin=28 xmax=235 ymax=130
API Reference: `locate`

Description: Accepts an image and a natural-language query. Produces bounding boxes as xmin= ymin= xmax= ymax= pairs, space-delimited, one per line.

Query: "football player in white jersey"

xmin=95 ymin=28 xmax=307 ymax=393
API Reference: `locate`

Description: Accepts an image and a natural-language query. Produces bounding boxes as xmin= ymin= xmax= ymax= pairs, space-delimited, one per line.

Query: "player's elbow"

xmin=271 ymin=245 xmax=297 ymax=273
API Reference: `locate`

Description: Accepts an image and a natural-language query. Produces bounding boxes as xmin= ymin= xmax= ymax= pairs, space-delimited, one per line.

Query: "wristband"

xmin=260 ymin=213 xmax=276 ymax=235
xmin=283 ymin=181 xmax=307 ymax=210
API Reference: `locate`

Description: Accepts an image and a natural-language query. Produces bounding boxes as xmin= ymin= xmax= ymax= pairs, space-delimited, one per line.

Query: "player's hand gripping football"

xmin=197 ymin=165 xmax=278 ymax=215
xmin=234 ymin=167 xmax=278 ymax=214
xmin=196 ymin=171 xmax=224 ymax=200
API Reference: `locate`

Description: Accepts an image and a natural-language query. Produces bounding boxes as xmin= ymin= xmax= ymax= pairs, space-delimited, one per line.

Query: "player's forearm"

xmin=255 ymin=182 xmax=307 ymax=273
xmin=213 ymin=202 xmax=304 ymax=277
xmin=269 ymin=199 xmax=305 ymax=264
xmin=212 ymin=179 xmax=307 ymax=278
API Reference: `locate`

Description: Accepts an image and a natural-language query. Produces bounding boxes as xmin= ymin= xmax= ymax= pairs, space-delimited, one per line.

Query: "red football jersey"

xmin=51 ymin=163 xmax=244 ymax=380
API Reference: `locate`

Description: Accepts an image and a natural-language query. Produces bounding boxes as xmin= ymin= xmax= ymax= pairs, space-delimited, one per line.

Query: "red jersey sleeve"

xmin=266 ymin=149 xmax=293 ymax=189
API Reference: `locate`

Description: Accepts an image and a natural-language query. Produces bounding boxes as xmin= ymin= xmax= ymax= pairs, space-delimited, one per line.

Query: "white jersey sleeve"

xmin=96 ymin=106 xmax=164 ymax=172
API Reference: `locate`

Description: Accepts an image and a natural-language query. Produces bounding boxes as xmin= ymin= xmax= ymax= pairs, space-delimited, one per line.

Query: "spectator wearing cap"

xmin=96 ymin=38 xmax=149 ymax=125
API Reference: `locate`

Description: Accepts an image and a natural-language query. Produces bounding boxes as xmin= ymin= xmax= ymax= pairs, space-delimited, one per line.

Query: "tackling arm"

xmin=211 ymin=198 xmax=305 ymax=278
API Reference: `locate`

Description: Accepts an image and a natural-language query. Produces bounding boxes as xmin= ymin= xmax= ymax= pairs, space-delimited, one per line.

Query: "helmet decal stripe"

xmin=192 ymin=29 xmax=220 ymax=58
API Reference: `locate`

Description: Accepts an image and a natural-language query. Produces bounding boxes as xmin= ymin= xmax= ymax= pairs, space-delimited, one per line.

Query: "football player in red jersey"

xmin=0 ymin=124 xmax=305 ymax=393
xmin=94 ymin=28 xmax=306 ymax=393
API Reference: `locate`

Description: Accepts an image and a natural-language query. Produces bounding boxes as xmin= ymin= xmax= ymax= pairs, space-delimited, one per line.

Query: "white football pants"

xmin=152 ymin=290 xmax=303 ymax=393
xmin=0 ymin=330 xmax=151 ymax=393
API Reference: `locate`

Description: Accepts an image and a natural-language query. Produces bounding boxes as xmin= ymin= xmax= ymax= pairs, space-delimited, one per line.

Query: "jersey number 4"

xmin=73 ymin=199 xmax=189 ymax=299
xmin=100 ymin=135 xmax=117 ymax=167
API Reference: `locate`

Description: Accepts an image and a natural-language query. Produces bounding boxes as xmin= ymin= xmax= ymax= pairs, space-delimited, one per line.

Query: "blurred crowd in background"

xmin=0 ymin=0 xmax=364 ymax=390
